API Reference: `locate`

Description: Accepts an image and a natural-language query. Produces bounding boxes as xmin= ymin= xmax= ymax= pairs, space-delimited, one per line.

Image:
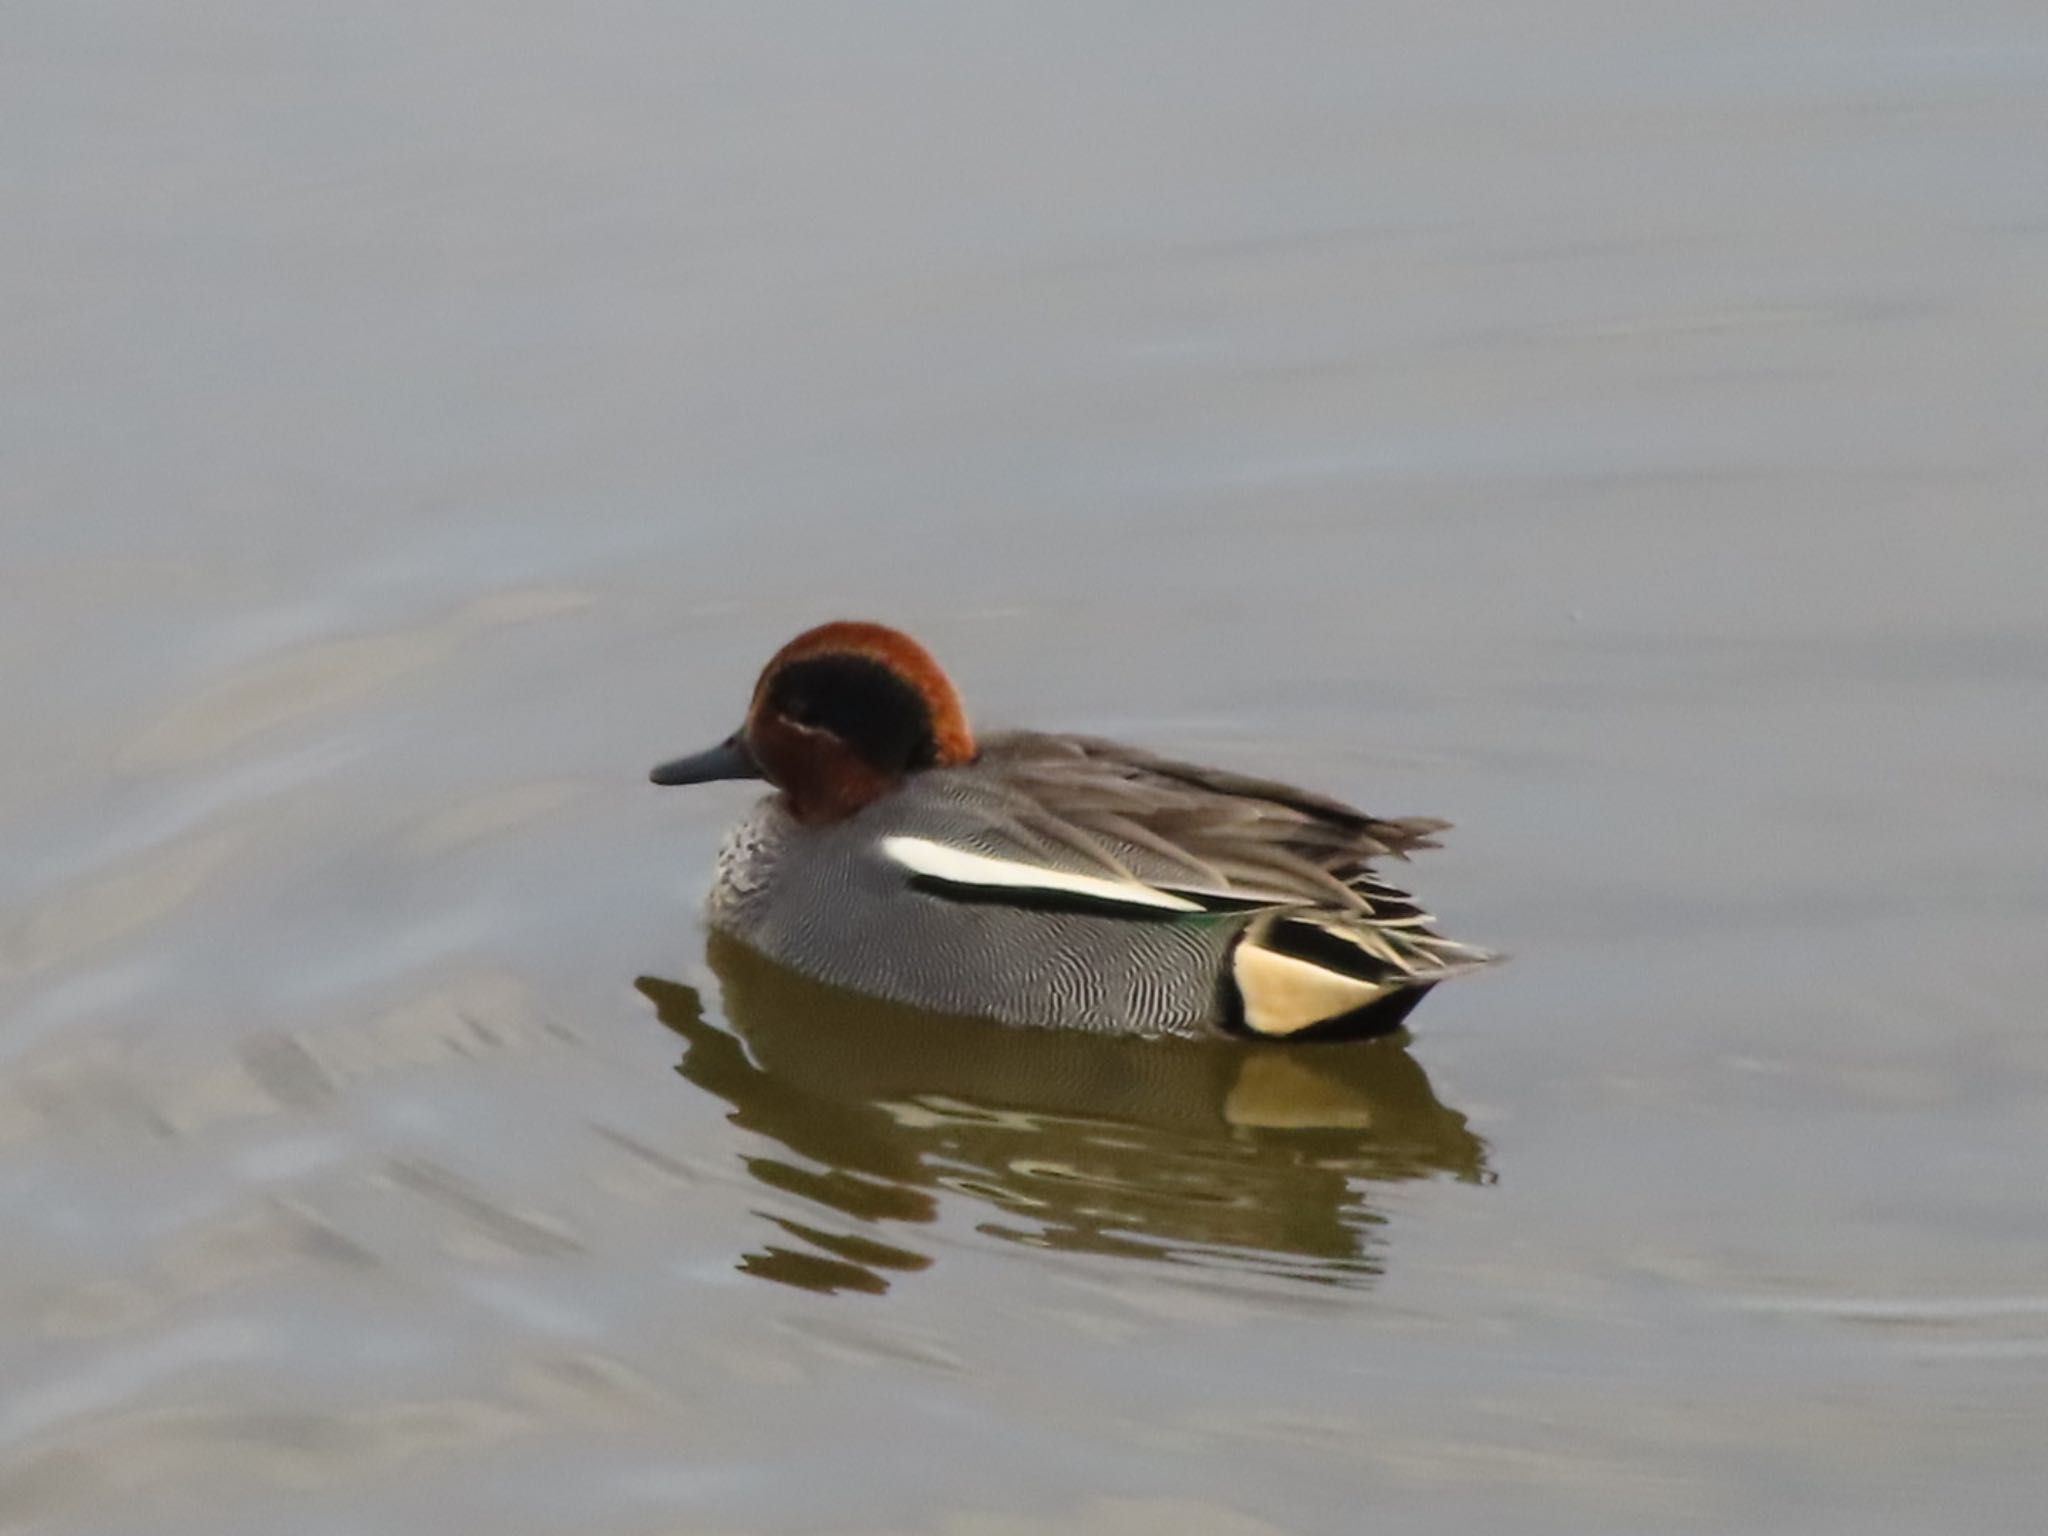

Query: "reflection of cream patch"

xmin=1232 ymin=940 xmax=1387 ymax=1037
xmin=880 ymin=836 xmax=1203 ymax=913
xmin=1224 ymin=1052 xmax=1376 ymax=1130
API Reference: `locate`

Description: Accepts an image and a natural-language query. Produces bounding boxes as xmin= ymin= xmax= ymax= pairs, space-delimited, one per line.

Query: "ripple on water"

xmin=118 ymin=588 xmax=595 ymax=775
xmin=1730 ymin=1292 xmax=2048 ymax=1361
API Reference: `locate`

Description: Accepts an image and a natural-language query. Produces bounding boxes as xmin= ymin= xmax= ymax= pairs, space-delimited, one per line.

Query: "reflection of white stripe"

xmin=881 ymin=835 xmax=1203 ymax=913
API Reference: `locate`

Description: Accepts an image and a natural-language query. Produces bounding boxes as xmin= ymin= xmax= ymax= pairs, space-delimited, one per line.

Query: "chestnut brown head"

xmin=649 ymin=622 xmax=976 ymax=823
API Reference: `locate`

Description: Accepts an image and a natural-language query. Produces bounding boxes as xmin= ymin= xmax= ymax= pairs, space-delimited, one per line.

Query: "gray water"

xmin=6 ymin=3 xmax=2048 ymax=1532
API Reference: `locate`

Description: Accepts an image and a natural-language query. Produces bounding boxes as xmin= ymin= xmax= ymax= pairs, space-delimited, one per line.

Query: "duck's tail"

xmin=1222 ymin=905 xmax=1496 ymax=1041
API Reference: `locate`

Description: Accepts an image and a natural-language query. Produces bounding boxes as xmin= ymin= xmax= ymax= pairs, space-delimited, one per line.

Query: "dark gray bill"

xmin=649 ymin=735 xmax=760 ymax=786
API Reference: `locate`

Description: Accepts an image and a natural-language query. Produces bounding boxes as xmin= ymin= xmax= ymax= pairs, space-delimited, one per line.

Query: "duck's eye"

xmin=780 ymin=694 xmax=820 ymax=728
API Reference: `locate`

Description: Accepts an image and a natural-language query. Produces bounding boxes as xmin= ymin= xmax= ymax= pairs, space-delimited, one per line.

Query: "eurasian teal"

xmin=650 ymin=622 xmax=1490 ymax=1040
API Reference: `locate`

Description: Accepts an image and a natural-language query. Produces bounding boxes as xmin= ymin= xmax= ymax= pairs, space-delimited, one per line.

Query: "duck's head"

xmin=649 ymin=621 xmax=976 ymax=823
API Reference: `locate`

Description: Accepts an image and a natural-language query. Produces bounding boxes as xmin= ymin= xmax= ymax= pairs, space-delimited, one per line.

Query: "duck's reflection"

xmin=638 ymin=934 xmax=1489 ymax=1296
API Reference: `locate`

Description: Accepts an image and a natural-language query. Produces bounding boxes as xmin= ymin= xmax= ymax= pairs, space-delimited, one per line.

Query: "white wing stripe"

xmin=880 ymin=836 xmax=1204 ymax=913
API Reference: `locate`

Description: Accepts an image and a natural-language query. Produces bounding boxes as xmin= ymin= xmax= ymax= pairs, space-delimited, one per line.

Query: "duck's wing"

xmin=892 ymin=731 xmax=1454 ymax=917
xmin=882 ymin=732 xmax=1494 ymax=1035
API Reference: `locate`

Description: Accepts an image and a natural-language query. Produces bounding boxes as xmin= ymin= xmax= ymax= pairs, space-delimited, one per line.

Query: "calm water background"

xmin=6 ymin=3 xmax=2048 ymax=1532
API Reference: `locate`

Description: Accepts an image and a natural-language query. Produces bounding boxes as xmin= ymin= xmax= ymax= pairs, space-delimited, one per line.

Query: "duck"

xmin=649 ymin=621 xmax=1491 ymax=1041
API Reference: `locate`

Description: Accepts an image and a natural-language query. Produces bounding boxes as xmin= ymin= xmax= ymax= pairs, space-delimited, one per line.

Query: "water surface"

xmin=5 ymin=2 xmax=2048 ymax=1532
